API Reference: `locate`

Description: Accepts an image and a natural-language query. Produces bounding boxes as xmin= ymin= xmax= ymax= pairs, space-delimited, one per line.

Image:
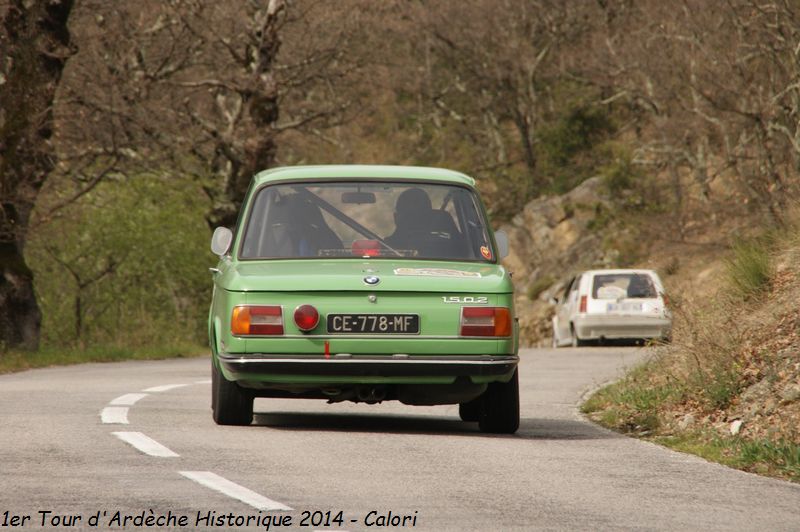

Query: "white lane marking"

xmin=195 ymin=379 xmax=212 ymax=384
xmin=179 ymin=471 xmax=292 ymax=511
xmin=110 ymin=393 xmax=149 ymax=406
xmin=112 ymin=432 xmax=179 ymax=457
xmin=142 ymin=383 xmax=189 ymax=393
xmin=101 ymin=406 xmax=129 ymax=424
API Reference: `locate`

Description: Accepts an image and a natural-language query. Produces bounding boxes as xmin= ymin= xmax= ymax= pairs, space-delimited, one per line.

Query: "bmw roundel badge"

xmin=363 ymin=275 xmax=380 ymax=285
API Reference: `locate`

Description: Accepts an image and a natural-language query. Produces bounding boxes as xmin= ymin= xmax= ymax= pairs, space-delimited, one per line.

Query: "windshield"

xmin=239 ymin=181 xmax=495 ymax=261
xmin=592 ymin=273 xmax=657 ymax=299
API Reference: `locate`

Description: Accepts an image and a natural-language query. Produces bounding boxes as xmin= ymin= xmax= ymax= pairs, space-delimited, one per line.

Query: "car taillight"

xmin=460 ymin=307 xmax=512 ymax=337
xmin=293 ymin=304 xmax=319 ymax=332
xmin=231 ymin=305 xmax=283 ymax=335
xmin=579 ymin=295 xmax=587 ymax=313
xmin=661 ymin=293 xmax=670 ymax=308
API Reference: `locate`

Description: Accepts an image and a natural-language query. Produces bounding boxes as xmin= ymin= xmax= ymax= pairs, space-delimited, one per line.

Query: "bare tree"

xmin=51 ymin=0 xmax=371 ymax=231
xmin=420 ymin=2 xmax=590 ymax=189
xmin=590 ymin=0 xmax=800 ymax=226
xmin=0 ymin=0 xmax=75 ymax=350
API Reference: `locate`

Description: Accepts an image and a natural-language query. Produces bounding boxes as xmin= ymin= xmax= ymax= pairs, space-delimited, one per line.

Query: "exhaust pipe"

xmin=323 ymin=388 xmax=357 ymax=403
xmin=356 ymin=385 xmax=387 ymax=404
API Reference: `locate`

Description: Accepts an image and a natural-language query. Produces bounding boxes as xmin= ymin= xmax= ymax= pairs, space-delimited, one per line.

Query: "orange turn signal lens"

xmin=231 ymin=305 xmax=283 ymax=336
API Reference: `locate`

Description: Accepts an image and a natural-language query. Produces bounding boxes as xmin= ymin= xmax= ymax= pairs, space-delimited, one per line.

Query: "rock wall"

xmin=499 ymin=176 xmax=619 ymax=345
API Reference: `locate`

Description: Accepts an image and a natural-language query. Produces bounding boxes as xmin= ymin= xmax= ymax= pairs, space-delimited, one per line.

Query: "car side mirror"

xmin=495 ymin=230 xmax=509 ymax=260
xmin=211 ymin=227 xmax=233 ymax=257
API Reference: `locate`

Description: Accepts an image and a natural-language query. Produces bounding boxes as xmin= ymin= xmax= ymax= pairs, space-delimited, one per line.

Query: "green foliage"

xmin=737 ymin=439 xmax=800 ymax=479
xmin=582 ymin=362 xmax=683 ymax=435
xmin=540 ymin=107 xmax=613 ymax=166
xmin=27 ymin=172 xmax=213 ymax=349
xmin=656 ymin=433 xmax=800 ymax=483
xmin=538 ymin=103 xmax=616 ymax=195
xmin=0 ymin=344 xmax=204 ymax=374
xmin=701 ymin=366 xmax=744 ymax=410
xmin=725 ymin=238 xmax=772 ymax=300
xmin=599 ymin=143 xmax=642 ymax=196
xmin=586 ymin=202 xmax=613 ymax=231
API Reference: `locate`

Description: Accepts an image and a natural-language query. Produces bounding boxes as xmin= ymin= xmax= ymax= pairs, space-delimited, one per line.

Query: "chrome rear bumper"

xmin=574 ymin=314 xmax=671 ymax=340
xmin=218 ymin=353 xmax=519 ymax=377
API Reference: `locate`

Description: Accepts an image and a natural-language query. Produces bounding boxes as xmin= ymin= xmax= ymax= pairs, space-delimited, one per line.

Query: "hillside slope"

xmin=582 ymin=229 xmax=800 ymax=482
xmin=499 ymin=172 xmax=738 ymax=346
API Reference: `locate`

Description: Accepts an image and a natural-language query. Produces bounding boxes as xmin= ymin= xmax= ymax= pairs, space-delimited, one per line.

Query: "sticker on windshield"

xmin=480 ymin=246 xmax=492 ymax=260
xmin=393 ymin=268 xmax=482 ymax=278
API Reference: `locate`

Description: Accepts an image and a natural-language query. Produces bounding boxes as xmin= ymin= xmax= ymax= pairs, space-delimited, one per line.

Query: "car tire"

xmin=570 ymin=325 xmax=588 ymax=347
xmin=459 ymin=398 xmax=481 ymax=422
xmin=478 ymin=369 xmax=519 ymax=434
xmin=211 ymin=359 xmax=254 ymax=426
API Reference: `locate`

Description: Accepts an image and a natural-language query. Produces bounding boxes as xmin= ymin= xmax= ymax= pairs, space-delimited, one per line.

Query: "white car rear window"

xmin=592 ymin=273 xmax=657 ymax=299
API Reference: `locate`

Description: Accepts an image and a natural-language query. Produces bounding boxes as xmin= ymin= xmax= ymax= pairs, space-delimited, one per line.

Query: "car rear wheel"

xmin=458 ymin=397 xmax=481 ymax=422
xmin=570 ymin=325 xmax=588 ymax=347
xmin=478 ymin=369 xmax=519 ymax=434
xmin=212 ymin=359 xmax=254 ymax=426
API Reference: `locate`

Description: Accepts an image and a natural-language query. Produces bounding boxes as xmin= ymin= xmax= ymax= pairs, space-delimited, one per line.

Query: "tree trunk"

xmin=206 ymin=0 xmax=284 ymax=230
xmin=0 ymin=0 xmax=75 ymax=350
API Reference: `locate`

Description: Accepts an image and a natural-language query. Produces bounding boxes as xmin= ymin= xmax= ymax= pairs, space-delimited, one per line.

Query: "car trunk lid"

xmin=218 ymin=259 xmax=512 ymax=294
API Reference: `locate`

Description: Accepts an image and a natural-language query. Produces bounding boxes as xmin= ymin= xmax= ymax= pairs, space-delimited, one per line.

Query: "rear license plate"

xmin=606 ymin=302 xmax=643 ymax=313
xmin=326 ymin=314 xmax=419 ymax=334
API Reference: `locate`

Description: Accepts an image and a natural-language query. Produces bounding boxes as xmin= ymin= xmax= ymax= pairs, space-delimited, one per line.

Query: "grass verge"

xmin=725 ymin=237 xmax=773 ymax=300
xmin=584 ymin=379 xmax=800 ymax=483
xmin=0 ymin=343 xmax=207 ymax=375
xmin=583 ymin=221 xmax=800 ymax=484
xmin=656 ymin=433 xmax=800 ymax=481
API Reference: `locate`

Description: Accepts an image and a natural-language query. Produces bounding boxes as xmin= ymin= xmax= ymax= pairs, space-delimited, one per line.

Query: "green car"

xmin=208 ymin=165 xmax=519 ymax=433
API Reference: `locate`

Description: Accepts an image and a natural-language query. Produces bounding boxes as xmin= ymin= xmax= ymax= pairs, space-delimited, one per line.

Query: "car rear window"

xmin=239 ymin=181 xmax=494 ymax=261
xmin=592 ymin=273 xmax=657 ymax=299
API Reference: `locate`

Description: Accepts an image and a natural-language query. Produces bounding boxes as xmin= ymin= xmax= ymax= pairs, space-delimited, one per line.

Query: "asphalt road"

xmin=1 ymin=347 xmax=799 ymax=531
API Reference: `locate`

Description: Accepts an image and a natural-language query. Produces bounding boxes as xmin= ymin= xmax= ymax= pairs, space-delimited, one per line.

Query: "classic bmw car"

xmin=208 ymin=165 xmax=519 ymax=433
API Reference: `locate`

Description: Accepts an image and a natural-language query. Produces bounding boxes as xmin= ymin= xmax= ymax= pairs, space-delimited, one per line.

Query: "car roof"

xmin=581 ymin=269 xmax=659 ymax=276
xmin=252 ymin=165 xmax=476 ymax=187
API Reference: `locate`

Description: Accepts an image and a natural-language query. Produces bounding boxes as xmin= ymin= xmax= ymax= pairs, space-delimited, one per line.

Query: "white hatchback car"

xmin=551 ymin=269 xmax=672 ymax=347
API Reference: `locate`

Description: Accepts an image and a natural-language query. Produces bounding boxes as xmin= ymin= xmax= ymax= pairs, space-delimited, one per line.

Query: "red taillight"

xmin=460 ymin=307 xmax=512 ymax=337
xmin=579 ymin=295 xmax=587 ymax=313
xmin=231 ymin=305 xmax=283 ymax=336
xmin=661 ymin=293 xmax=670 ymax=308
xmin=293 ymin=304 xmax=319 ymax=332
xmin=352 ymin=239 xmax=381 ymax=257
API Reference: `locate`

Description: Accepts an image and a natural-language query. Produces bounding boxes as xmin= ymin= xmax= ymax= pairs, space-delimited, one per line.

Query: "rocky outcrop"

xmin=499 ymin=176 xmax=619 ymax=345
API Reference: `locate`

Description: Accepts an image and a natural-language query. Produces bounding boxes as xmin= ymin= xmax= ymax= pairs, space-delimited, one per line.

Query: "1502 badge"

xmin=441 ymin=296 xmax=488 ymax=304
